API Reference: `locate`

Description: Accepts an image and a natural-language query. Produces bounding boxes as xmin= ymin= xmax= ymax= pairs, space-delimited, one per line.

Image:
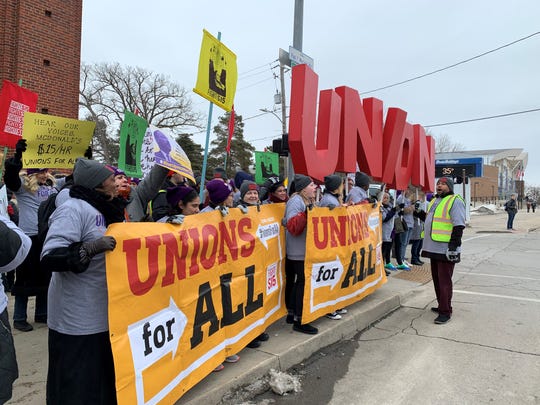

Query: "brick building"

xmin=0 ymin=0 xmax=82 ymax=121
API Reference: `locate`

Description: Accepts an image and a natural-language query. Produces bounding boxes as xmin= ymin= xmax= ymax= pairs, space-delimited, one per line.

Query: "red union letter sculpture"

xmin=288 ymin=64 xmax=435 ymax=190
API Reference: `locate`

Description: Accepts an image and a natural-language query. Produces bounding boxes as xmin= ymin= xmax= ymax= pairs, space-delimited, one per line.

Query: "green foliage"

xmin=207 ymin=112 xmax=255 ymax=179
xmin=176 ymin=134 xmax=204 ymax=175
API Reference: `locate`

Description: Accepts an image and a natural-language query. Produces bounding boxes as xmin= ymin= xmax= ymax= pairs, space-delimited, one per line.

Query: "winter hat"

xmin=264 ymin=176 xmax=284 ymax=194
xmin=294 ymin=174 xmax=312 ymax=193
xmin=240 ymin=180 xmax=259 ymax=200
xmin=73 ymin=158 xmax=115 ymax=189
xmin=213 ymin=167 xmax=228 ymax=180
xmin=26 ymin=168 xmax=48 ymax=176
xmin=355 ymin=171 xmax=370 ymax=188
xmin=324 ymin=174 xmax=342 ymax=192
xmin=166 ymin=185 xmax=196 ymax=207
xmin=206 ymin=179 xmax=233 ymax=204
xmin=105 ymin=165 xmax=126 ymax=177
xmin=234 ymin=170 xmax=253 ymax=189
xmin=437 ymin=177 xmax=454 ymax=193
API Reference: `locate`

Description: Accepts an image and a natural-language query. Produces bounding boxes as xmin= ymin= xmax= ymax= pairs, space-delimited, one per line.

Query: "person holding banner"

xmin=0 ymin=214 xmax=32 ymax=403
xmin=40 ymin=158 xmax=125 ymax=404
xmin=261 ymin=176 xmax=288 ymax=204
xmin=149 ymin=171 xmax=186 ymax=222
xmin=317 ymin=174 xmax=349 ymax=320
xmin=345 ymin=171 xmax=371 ymax=204
xmin=284 ymin=174 xmax=319 ymax=335
xmin=3 ymin=139 xmax=65 ymax=332
xmin=157 ymin=185 xmax=200 ymax=223
xmin=200 ymin=179 xmax=234 ymax=214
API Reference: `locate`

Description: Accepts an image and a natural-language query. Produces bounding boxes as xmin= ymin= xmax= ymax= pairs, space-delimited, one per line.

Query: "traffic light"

xmin=272 ymin=133 xmax=289 ymax=157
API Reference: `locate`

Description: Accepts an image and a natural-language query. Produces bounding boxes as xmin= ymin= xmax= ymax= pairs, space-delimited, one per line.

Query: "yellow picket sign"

xmin=22 ymin=112 xmax=95 ymax=169
xmin=302 ymin=204 xmax=386 ymax=324
xmin=193 ymin=29 xmax=237 ymax=112
xmin=106 ymin=204 xmax=285 ymax=404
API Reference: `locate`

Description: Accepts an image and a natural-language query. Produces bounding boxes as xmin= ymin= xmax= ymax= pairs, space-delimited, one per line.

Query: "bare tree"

xmin=431 ymin=132 xmax=465 ymax=153
xmin=79 ymin=62 xmax=203 ymax=163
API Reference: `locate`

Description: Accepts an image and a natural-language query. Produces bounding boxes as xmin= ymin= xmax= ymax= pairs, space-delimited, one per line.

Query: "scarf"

xmin=268 ymin=193 xmax=288 ymax=203
xmin=70 ymin=185 xmax=127 ymax=226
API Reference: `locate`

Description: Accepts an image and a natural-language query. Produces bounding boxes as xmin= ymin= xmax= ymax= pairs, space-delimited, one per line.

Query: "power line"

xmin=239 ymin=60 xmax=277 ymax=77
xmin=362 ymin=31 xmax=540 ymax=95
xmin=424 ymin=107 xmax=540 ymax=128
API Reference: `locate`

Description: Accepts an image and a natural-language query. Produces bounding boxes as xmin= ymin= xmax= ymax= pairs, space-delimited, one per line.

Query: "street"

xmin=248 ymin=218 xmax=540 ymax=405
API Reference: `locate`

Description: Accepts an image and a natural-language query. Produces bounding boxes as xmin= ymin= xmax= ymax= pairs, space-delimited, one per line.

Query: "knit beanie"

xmin=26 ymin=168 xmax=48 ymax=176
xmin=73 ymin=159 xmax=115 ymax=189
xmin=437 ymin=177 xmax=454 ymax=193
xmin=166 ymin=185 xmax=196 ymax=207
xmin=213 ymin=167 xmax=228 ymax=180
xmin=206 ymin=179 xmax=233 ymax=204
xmin=240 ymin=180 xmax=259 ymax=200
xmin=355 ymin=171 xmax=370 ymax=188
xmin=105 ymin=165 xmax=126 ymax=177
xmin=264 ymin=176 xmax=284 ymax=194
xmin=294 ymin=174 xmax=312 ymax=193
xmin=234 ymin=170 xmax=253 ymax=189
xmin=324 ymin=174 xmax=342 ymax=192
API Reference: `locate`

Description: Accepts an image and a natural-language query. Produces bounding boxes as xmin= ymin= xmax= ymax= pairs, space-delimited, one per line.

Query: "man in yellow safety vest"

xmin=415 ymin=177 xmax=466 ymax=324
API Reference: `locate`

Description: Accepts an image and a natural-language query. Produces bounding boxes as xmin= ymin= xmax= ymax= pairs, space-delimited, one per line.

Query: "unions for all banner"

xmin=302 ymin=204 xmax=386 ymax=324
xmin=106 ymin=204 xmax=286 ymax=404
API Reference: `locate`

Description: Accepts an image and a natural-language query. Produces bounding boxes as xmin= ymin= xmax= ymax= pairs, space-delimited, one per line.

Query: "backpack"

xmin=37 ymin=191 xmax=59 ymax=245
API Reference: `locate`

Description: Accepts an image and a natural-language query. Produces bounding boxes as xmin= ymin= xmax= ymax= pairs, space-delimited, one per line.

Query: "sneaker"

xmin=213 ymin=363 xmax=225 ymax=372
xmin=257 ymin=332 xmax=270 ymax=341
xmin=430 ymin=307 xmax=439 ymax=313
xmin=384 ymin=263 xmax=397 ymax=271
xmin=326 ymin=312 xmax=342 ymax=320
xmin=434 ymin=314 xmax=451 ymax=324
xmin=13 ymin=320 xmax=33 ymax=332
xmin=336 ymin=308 xmax=347 ymax=314
xmin=293 ymin=322 xmax=318 ymax=335
xmin=247 ymin=339 xmax=261 ymax=348
xmin=225 ymin=354 xmax=240 ymax=363
xmin=385 ymin=270 xmax=391 ymax=276
xmin=396 ymin=264 xmax=410 ymax=271
xmin=411 ymin=261 xmax=423 ymax=266
xmin=403 ymin=260 xmax=412 ymax=267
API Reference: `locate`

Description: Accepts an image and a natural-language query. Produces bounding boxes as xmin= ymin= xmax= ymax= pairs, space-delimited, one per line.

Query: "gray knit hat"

xmin=73 ymin=159 xmax=115 ymax=189
xmin=294 ymin=174 xmax=312 ymax=193
xmin=240 ymin=180 xmax=259 ymax=200
xmin=355 ymin=171 xmax=370 ymax=188
xmin=324 ymin=174 xmax=342 ymax=192
xmin=437 ymin=177 xmax=454 ymax=193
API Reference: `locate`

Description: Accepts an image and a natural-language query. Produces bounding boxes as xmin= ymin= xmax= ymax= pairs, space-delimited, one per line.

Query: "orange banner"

xmin=106 ymin=204 xmax=286 ymax=404
xmin=302 ymin=204 xmax=386 ymax=323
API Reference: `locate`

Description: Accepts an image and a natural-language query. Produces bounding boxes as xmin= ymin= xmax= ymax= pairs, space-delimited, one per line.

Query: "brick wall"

xmin=0 ymin=0 xmax=82 ymax=119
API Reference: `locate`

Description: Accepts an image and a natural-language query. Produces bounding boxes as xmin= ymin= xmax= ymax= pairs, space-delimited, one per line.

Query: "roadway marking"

xmin=454 ymin=290 xmax=540 ymax=303
xmin=455 ymin=272 xmax=540 ymax=281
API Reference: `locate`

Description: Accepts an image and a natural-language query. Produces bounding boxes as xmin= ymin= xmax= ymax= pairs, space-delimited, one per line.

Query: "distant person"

xmin=157 ymin=185 xmax=200 ymax=224
xmin=380 ymin=192 xmax=397 ymax=274
xmin=417 ymin=177 xmax=466 ymax=324
xmin=504 ymin=193 xmax=518 ymax=230
xmin=345 ymin=172 xmax=370 ymax=204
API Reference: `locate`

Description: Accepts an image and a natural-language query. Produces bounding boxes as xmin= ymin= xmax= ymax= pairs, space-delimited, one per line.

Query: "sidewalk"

xmin=7 ymin=207 xmax=540 ymax=405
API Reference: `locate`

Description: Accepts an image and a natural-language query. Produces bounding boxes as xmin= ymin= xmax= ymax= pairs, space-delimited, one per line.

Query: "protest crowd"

xmin=0 ymin=134 xmax=466 ymax=404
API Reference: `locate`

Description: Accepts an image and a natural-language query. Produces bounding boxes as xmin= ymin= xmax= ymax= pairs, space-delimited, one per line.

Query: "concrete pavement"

xmin=7 ymin=206 xmax=540 ymax=405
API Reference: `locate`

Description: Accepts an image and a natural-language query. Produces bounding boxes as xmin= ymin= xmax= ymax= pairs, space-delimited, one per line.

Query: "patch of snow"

xmin=268 ymin=369 xmax=301 ymax=396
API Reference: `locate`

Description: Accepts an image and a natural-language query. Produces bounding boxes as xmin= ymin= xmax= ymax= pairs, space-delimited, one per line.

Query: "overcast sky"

xmin=81 ymin=0 xmax=540 ymax=186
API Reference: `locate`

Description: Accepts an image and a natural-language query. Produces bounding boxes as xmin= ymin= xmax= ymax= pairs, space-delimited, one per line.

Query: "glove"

xmin=14 ymin=138 xmax=27 ymax=161
xmin=307 ymin=203 xmax=314 ymax=211
xmin=328 ymin=204 xmax=336 ymax=210
xmin=445 ymin=249 xmax=460 ymax=263
xmin=238 ymin=205 xmax=248 ymax=214
xmin=398 ymin=203 xmax=405 ymax=209
xmin=166 ymin=214 xmax=184 ymax=224
xmin=414 ymin=201 xmax=421 ymax=211
xmin=217 ymin=205 xmax=229 ymax=217
xmin=81 ymin=236 xmax=116 ymax=258
xmin=84 ymin=146 xmax=93 ymax=160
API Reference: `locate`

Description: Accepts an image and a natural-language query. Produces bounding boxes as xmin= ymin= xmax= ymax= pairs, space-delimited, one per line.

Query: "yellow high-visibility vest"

xmin=424 ymin=194 xmax=463 ymax=242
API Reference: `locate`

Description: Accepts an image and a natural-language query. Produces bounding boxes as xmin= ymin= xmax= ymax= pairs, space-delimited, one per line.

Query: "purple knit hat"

xmin=26 ymin=168 xmax=48 ymax=176
xmin=166 ymin=185 xmax=196 ymax=207
xmin=206 ymin=179 xmax=233 ymax=204
xmin=105 ymin=165 xmax=126 ymax=177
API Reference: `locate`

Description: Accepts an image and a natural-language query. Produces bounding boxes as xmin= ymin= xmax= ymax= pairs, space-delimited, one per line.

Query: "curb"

xmin=177 ymin=287 xmax=403 ymax=405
